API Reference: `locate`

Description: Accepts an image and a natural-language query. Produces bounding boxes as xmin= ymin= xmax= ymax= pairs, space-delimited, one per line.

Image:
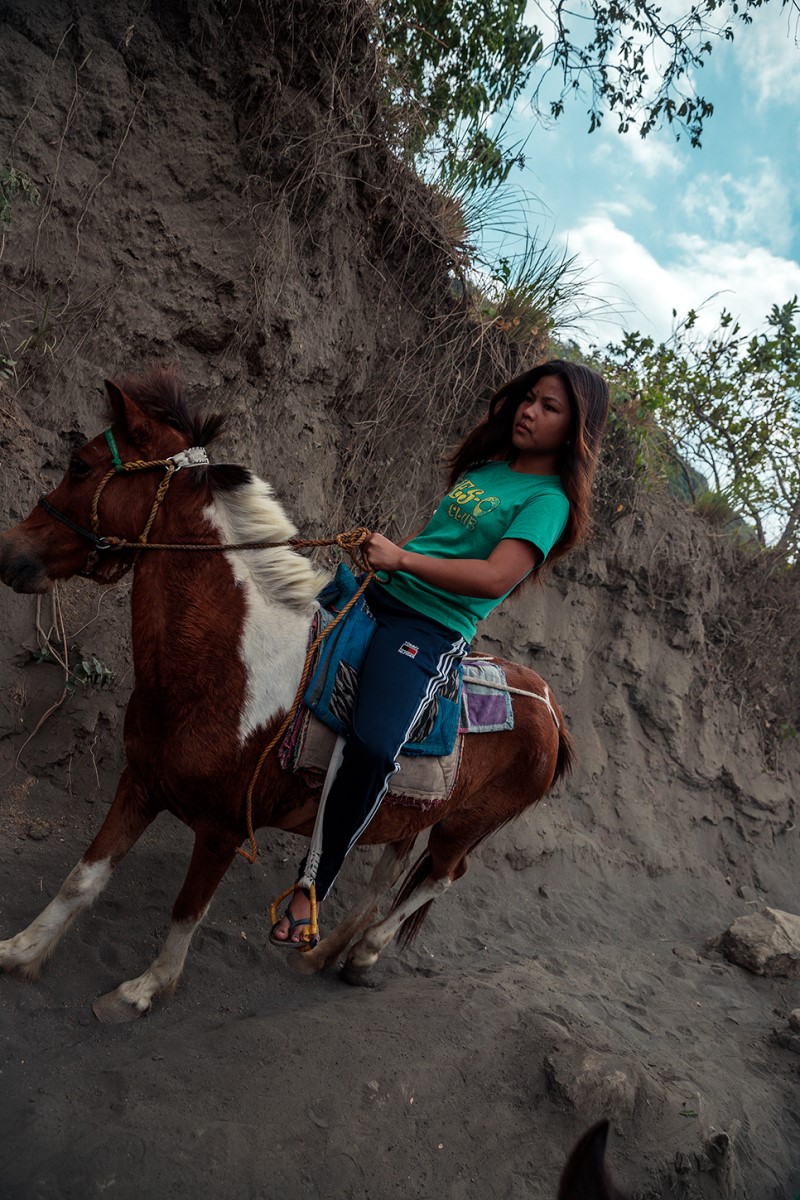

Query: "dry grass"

xmin=224 ymin=0 xmax=557 ymax=536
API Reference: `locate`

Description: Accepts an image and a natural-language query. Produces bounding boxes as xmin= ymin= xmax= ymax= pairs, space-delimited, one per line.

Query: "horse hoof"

xmin=0 ymin=942 xmax=41 ymax=980
xmin=288 ymin=946 xmax=330 ymax=975
xmin=92 ymin=988 xmax=150 ymax=1024
xmin=339 ymin=961 xmax=380 ymax=989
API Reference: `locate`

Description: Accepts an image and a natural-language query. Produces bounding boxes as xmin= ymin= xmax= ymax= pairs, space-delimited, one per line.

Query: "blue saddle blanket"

xmin=304 ymin=565 xmax=513 ymax=757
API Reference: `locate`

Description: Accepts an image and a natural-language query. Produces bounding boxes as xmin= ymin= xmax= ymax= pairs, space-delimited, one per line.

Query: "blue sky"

xmin=475 ymin=1 xmax=800 ymax=347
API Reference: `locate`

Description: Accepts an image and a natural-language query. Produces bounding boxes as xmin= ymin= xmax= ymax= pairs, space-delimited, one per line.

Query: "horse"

xmin=0 ymin=367 xmax=572 ymax=1023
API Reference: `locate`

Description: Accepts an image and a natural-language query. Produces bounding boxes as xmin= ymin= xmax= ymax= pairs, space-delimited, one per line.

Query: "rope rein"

xmin=44 ymin=436 xmax=560 ymax=948
xmin=91 ymin=444 xmax=376 ymax=869
xmin=98 ymin=530 xmax=375 ymax=556
xmin=236 ymin=567 xmax=374 ymax=866
xmin=45 ymin=437 xmax=376 ymax=885
xmin=86 ymin=441 xmax=374 ymax=562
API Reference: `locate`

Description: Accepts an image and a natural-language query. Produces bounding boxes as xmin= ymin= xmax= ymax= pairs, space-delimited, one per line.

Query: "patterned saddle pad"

xmin=280 ymin=711 xmax=462 ymax=811
xmin=303 ymin=564 xmax=514 ymax=756
xmin=279 ymin=656 xmax=515 ymax=811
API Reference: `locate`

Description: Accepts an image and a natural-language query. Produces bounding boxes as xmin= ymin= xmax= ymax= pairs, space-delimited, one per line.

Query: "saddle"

xmin=303 ymin=564 xmax=464 ymax=755
xmin=278 ymin=565 xmax=516 ymax=809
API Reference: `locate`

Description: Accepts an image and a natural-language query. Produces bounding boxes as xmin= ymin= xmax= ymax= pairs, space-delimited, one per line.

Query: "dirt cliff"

xmin=1 ymin=3 xmax=798 ymax=1198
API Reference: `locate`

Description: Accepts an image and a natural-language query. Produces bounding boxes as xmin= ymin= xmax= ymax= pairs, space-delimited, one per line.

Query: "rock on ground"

xmin=716 ymin=908 xmax=800 ymax=979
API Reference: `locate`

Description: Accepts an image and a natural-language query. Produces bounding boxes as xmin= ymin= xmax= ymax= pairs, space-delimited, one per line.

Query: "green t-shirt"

xmin=382 ymin=461 xmax=569 ymax=642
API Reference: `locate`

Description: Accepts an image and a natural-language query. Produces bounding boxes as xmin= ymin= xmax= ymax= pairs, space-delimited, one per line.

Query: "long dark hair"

xmin=446 ymin=360 xmax=609 ymax=573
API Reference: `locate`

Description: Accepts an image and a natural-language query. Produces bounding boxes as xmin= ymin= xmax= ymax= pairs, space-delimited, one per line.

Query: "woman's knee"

xmin=345 ymin=727 xmax=397 ymax=777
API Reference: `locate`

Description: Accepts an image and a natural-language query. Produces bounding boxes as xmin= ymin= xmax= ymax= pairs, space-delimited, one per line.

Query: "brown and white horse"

xmin=0 ymin=368 xmax=572 ymax=1022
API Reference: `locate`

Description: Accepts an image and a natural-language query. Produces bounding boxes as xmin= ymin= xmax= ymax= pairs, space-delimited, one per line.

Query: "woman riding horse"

xmin=271 ymin=359 xmax=609 ymax=947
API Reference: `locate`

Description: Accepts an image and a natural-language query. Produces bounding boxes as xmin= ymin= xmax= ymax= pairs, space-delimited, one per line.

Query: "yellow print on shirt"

xmin=446 ymin=478 xmax=501 ymax=530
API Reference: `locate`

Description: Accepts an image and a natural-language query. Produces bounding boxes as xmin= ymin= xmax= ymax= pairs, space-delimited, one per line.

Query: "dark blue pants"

xmin=309 ymin=582 xmax=468 ymax=900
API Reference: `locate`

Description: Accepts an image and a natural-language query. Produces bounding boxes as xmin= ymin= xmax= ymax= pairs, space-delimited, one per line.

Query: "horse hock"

xmin=342 ymin=872 xmax=453 ymax=982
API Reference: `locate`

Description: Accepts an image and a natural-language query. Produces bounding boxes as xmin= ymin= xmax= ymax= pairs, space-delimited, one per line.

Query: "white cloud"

xmin=589 ymin=141 xmax=614 ymax=167
xmin=734 ymin=4 xmax=800 ymax=109
xmin=562 ymin=215 xmax=800 ymax=344
xmin=512 ymin=95 xmax=534 ymax=121
xmin=523 ymin=0 xmax=558 ymax=46
xmin=597 ymin=200 xmax=634 ymax=219
xmin=620 ymin=133 xmax=684 ymax=179
xmin=586 ymin=122 xmax=685 ymax=181
xmin=682 ymin=160 xmax=794 ymax=256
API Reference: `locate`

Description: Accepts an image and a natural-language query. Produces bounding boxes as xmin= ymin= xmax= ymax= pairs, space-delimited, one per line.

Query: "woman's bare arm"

xmin=364 ymin=532 xmax=540 ymax=600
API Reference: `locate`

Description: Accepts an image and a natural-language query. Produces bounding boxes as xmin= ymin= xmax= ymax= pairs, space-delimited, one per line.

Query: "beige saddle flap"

xmin=297 ymin=712 xmax=462 ymax=811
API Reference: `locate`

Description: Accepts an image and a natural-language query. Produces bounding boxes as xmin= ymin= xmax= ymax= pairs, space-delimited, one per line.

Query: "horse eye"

xmin=69 ymin=456 xmax=91 ymax=479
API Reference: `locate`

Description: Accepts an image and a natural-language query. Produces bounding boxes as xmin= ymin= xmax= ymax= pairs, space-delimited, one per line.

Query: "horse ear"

xmin=558 ymin=1120 xmax=619 ymax=1200
xmin=104 ymin=380 xmax=156 ymax=451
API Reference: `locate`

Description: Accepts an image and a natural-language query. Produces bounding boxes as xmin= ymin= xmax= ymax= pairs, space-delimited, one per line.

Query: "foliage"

xmin=477 ymin=238 xmax=592 ymax=346
xmin=0 ymin=283 xmax=60 ymax=385
xmin=602 ymin=301 xmax=800 ymax=555
xmin=1 ymin=169 xmax=43 ymax=381
xmin=14 ymin=283 xmax=57 ymax=358
xmin=0 ymin=321 xmax=15 ymax=381
xmin=380 ymin=0 xmax=542 ymax=187
xmin=29 ymin=648 xmax=116 ymax=692
xmin=0 ymin=166 xmax=40 ymax=231
xmin=380 ymin=0 xmax=784 ymax=186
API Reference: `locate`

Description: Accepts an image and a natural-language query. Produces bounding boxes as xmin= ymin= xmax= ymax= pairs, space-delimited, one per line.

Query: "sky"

xmin=474 ymin=1 xmax=800 ymax=349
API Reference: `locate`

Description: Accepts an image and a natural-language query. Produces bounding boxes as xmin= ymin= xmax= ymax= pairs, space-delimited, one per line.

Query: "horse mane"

xmin=115 ymin=365 xmax=225 ymax=447
xmin=112 ymin=366 xmax=325 ymax=608
xmin=205 ymin=470 xmax=328 ymax=612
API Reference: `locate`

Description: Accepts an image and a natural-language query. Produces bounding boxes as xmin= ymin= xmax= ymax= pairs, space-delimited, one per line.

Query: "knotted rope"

xmin=87 ymin=443 xmax=374 ymax=566
xmin=55 ymin=438 xmax=378 ymax=948
xmin=246 ymin=562 xmax=374 ymax=952
xmin=237 ymin=559 xmax=373 ymax=867
xmin=90 ymin=457 xmax=177 ymax=546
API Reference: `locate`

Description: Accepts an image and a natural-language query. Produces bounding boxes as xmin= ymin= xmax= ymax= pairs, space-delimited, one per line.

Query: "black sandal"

xmin=269 ymin=895 xmax=319 ymax=950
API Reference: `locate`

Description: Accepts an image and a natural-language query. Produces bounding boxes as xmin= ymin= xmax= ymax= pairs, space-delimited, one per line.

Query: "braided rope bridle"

xmin=37 ymin=429 xmax=373 ymax=579
xmin=37 ymin=430 xmax=376 ymax=896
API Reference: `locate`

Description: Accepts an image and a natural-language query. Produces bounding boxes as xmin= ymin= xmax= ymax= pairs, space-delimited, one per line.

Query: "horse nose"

xmin=0 ymin=533 xmax=51 ymax=593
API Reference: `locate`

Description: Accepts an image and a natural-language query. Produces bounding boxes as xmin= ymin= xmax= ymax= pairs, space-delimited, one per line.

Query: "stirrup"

xmin=268 ymin=882 xmax=319 ymax=951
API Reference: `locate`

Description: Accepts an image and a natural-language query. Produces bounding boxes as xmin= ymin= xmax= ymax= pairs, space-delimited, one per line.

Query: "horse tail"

xmin=553 ymin=720 xmax=575 ymax=788
xmin=392 ymin=849 xmax=435 ymax=948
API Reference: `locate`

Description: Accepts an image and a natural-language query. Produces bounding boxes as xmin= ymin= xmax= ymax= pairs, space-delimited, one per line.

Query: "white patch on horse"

xmin=0 ymin=857 xmax=112 ymax=978
xmin=345 ymin=874 xmax=452 ymax=975
xmin=204 ymin=475 xmax=329 ymax=744
xmin=110 ymin=917 xmax=202 ymax=1016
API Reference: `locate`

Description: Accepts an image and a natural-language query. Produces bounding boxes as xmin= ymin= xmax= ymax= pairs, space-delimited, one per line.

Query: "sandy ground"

xmin=1 ymin=3 xmax=799 ymax=1196
xmin=1 ymin=773 xmax=798 ymax=1200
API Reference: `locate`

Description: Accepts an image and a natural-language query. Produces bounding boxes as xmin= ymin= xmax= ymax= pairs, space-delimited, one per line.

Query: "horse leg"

xmin=342 ymin=818 xmax=478 ymax=983
xmin=0 ymin=768 xmax=158 ymax=980
xmin=341 ymin=870 xmax=458 ymax=984
xmin=293 ymin=837 xmax=417 ymax=976
xmin=92 ymin=823 xmax=238 ymax=1024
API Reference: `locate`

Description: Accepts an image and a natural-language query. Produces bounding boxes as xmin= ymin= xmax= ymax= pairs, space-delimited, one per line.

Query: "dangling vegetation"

xmin=476 ymin=238 xmax=600 ymax=347
xmin=602 ymin=301 xmax=800 ymax=557
xmin=380 ymin=0 xmax=783 ymax=188
xmin=0 ymin=166 xmax=40 ymax=232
